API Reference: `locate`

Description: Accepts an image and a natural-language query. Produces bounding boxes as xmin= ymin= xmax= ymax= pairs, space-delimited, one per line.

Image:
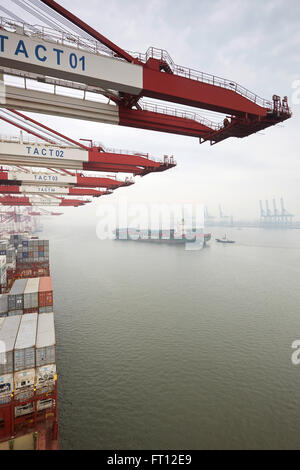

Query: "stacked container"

xmin=0 ymin=240 xmax=9 ymax=254
xmin=7 ymin=278 xmax=27 ymax=315
xmin=39 ymin=277 xmax=53 ymax=313
xmin=36 ymin=313 xmax=56 ymax=388
xmin=0 ymin=315 xmax=22 ymax=402
xmin=0 ymin=294 xmax=8 ymax=317
xmin=0 ymin=235 xmax=57 ymax=437
xmin=17 ymin=239 xmax=49 ymax=264
xmin=23 ymin=277 xmax=40 ymax=314
xmin=14 ymin=265 xmax=50 ymax=279
xmin=6 ymin=276 xmax=54 ymax=316
xmin=15 ymin=239 xmax=50 ymax=280
xmin=10 ymin=233 xmax=29 ymax=249
xmin=14 ymin=313 xmax=38 ymax=390
xmin=0 ymin=312 xmax=56 ymax=405
xmin=0 ymin=240 xmax=17 ymax=266
xmin=0 ymin=255 xmax=7 ymax=290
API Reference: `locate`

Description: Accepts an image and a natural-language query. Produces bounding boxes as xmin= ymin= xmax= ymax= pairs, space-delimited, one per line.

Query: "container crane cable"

xmin=7 ymin=0 xmax=115 ymax=58
xmin=9 ymin=0 xmax=65 ymax=32
xmin=0 ymin=109 xmax=81 ymax=148
xmin=0 ymin=5 xmax=25 ymax=24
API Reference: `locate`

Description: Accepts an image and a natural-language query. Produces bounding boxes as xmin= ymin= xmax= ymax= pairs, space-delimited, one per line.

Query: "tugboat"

xmin=215 ymin=234 xmax=235 ymax=244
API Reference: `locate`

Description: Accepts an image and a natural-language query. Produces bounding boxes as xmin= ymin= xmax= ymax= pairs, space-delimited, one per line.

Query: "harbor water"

xmin=42 ymin=218 xmax=300 ymax=449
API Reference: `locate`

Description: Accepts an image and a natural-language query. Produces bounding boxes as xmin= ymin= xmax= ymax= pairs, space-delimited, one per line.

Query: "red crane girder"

xmin=39 ymin=0 xmax=291 ymax=144
xmin=1 ymin=110 xmax=176 ymax=174
xmin=0 ymin=195 xmax=87 ymax=206
xmin=0 ymin=185 xmax=111 ymax=197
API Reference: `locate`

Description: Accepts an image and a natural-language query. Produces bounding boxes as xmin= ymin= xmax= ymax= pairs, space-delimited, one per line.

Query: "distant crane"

xmin=259 ymin=198 xmax=294 ymax=227
xmin=265 ymin=200 xmax=273 ymax=224
xmin=272 ymin=198 xmax=279 ymax=224
xmin=259 ymin=200 xmax=266 ymax=223
xmin=280 ymin=198 xmax=294 ymax=225
xmin=204 ymin=207 xmax=215 ymax=221
xmin=218 ymin=204 xmax=232 ymax=226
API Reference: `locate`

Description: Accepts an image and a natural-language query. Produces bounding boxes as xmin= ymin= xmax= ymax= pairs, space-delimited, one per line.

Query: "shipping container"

xmin=23 ymin=277 xmax=40 ymax=310
xmin=8 ymin=310 xmax=24 ymax=316
xmin=39 ymin=306 xmax=53 ymax=314
xmin=36 ymin=313 xmax=55 ymax=367
xmin=0 ymin=373 xmax=13 ymax=397
xmin=0 ymin=374 xmax=14 ymax=395
xmin=14 ymin=313 xmax=38 ymax=372
xmin=8 ymin=278 xmax=27 ymax=311
xmin=14 ymin=402 xmax=34 ymax=417
xmin=36 ymin=364 xmax=56 ymax=387
xmin=0 ymin=295 xmax=8 ymax=316
xmin=0 ymin=315 xmax=22 ymax=375
xmin=38 ymin=277 xmax=53 ymax=308
xmin=37 ymin=398 xmax=55 ymax=411
xmin=14 ymin=368 xmax=36 ymax=389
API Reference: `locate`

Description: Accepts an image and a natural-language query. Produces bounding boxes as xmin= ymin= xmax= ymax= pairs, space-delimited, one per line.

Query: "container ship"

xmin=115 ymin=220 xmax=211 ymax=246
xmin=0 ymin=232 xmax=58 ymax=451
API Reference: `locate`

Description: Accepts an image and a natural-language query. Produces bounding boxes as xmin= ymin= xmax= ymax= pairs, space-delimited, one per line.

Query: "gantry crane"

xmin=0 ymin=206 xmax=46 ymax=235
xmin=0 ymin=194 xmax=89 ymax=206
xmin=28 ymin=207 xmax=63 ymax=216
xmin=0 ymin=109 xmax=175 ymax=175
xmin=0 ymin=184 xmax=111 ymax=197
xmin=280 ymin=198 xmax=294 ymax=225
xmin=0 ymin=166 xmax=134 ymax=189
xmin=0 ymin=0 xmax=291 ymax=145
xmin=259 ymin=200 xmax=266 ymax=223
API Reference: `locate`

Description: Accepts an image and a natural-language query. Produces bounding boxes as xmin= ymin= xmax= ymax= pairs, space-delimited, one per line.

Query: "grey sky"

xmin=1 ymin=0 xmax=299 ymax=221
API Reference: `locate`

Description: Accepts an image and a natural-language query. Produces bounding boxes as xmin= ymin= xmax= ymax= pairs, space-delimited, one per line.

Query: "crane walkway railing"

xmin=90 ymin=141 xmax=175 ymax=164
xmin=0 ymin=17 xmax=114 ymax=58
xmin=1 ymin=17 xmax=275 ymax=112
xmin=0 ymin=134 xmax=78 ymax=149
xmin=128 ymin=47 xmax=275 ymax=110
xmin=139 ymin=101 xmax=221 ymax=131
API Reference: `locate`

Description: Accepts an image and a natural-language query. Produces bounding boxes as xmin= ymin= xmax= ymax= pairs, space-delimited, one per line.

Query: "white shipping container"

xmin=37 ymin=398 xmax=55 ymax=411
xmin=23 ymin=277 xmax=40 ymax=309
xmin=0 ymin=373 xmax=13 ymax=396
xmin=36 ymin=364 xmax=56 ymax=387
xmin=8 ymin=278 xmax=27 ymax=310
xmin=14 ymin=368 xmax=35 ymax=389
xmin=0 ymin=315 xmax=22 ymax=374
xmin=15 ymin=402 xmax=34 ymax=417
xmin=14 ymin=313 xmax=38 ymax=371
xmin=36 ymin=313 xmax=55 ymax=366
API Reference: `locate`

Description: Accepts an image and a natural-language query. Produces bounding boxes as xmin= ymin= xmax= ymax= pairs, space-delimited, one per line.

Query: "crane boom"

xmin=0 ymin=7 xmax=291 ymax=144
xmin=0 ymin=169 xmax=133 ymax=189
xmin=0 ymin=195 xmax=88 ymax=206
xmin=0 ymin=184 xmax=111 ymax=197
xmin=0 ymin=110 xmax=176 ymax=175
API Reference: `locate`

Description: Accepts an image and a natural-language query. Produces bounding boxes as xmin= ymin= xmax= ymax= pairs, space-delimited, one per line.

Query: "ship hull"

xmin=115 ymin=229 xmax=211 ymax=245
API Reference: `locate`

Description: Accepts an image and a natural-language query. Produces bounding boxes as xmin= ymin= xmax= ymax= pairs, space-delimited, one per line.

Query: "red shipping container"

xmin=23 ymin=308 xmax=39 ymax=314
xmin=38 ymin=276 xmax=53 ymax=307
